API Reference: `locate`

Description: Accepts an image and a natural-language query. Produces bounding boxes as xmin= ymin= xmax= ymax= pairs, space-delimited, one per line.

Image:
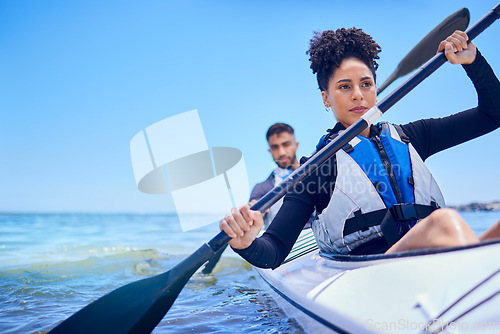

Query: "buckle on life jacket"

xmin=389 ymin=203 xmax=418 ymax=221
xmin=382 ymin=203 xmax=439 ymax=246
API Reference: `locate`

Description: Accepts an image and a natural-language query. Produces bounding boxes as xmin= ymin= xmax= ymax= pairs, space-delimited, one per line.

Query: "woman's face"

xmin=322 ymin=58 xmax=377 ymax=128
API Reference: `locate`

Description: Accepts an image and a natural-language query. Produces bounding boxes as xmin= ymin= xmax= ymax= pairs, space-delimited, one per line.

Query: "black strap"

xmin=408 ymin=177 xmax=414 ymax=186
xmin=343 ymin=203 xmax=439 ymax=240
xmin=381 ymin=203 xmax=439 ymax=246
xmin=392 ymin=124 xmax=410 ymax=143
xmin=342 ymin=143 xmax=354 ymax=153
xmin=389 ymin=203 xmax=437 ymax=220
xmin=343 ymin=209 xmax=386 ymax=236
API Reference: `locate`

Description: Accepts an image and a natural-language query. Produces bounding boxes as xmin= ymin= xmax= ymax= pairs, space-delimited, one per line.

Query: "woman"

xmin=220 ymin=28 xmax=500 ymax=269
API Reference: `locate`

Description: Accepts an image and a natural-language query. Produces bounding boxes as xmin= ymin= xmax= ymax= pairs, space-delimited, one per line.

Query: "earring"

xmin=325 ymin=107 xmax=329 ymax=112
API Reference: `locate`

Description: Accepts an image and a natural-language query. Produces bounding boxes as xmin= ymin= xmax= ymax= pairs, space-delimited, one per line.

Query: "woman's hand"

xmin=219 ymin=203 xmax=264 ymax=250
xmin=437 ymin=30 xmax=476 ymax=65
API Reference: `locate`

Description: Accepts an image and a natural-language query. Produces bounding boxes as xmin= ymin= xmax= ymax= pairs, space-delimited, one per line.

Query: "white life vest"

xmin=312 ymin=123 xmax=445 ymax=254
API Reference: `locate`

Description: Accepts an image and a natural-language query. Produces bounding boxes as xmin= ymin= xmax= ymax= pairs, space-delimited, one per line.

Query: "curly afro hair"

xmin=307 ymin=27 xmax=381 ymax=92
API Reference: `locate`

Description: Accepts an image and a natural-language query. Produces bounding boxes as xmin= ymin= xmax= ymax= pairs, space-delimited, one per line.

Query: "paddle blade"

xmin=49 ymin=244 xmax=215 ymax=334
xmin=202 ymin=243 xmax=228 ymax=274
xmin=377 ymin=7 xmax=470 ymax=94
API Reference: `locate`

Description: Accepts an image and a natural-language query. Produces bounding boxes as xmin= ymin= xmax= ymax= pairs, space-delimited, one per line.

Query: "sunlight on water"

xmin=0 ymin=214 xmax=302 ymax=333
xmin=0 ymin=211 xmax=498 ymax=333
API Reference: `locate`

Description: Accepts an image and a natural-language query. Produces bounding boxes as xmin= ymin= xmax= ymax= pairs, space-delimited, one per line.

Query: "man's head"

xmin=266 ymin=123 xmax=299 ymax=170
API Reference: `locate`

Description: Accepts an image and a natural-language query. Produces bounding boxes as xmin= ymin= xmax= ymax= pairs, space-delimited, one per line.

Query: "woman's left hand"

xmin=437 ymin=30 xmax=476 ymax=65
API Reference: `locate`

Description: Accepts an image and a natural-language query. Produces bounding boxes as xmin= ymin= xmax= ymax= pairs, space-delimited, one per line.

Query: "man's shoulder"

xmin=249 ymin=172 xmax=275 ymax=201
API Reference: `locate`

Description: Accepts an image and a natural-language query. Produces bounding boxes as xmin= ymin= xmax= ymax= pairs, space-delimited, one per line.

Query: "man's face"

xmin=268 ymin=132 xmax=298 ymax=169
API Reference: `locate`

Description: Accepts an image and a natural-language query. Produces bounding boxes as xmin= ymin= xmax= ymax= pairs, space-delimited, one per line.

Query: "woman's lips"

xmin=350 ymin=106 xmax=367 ymax=114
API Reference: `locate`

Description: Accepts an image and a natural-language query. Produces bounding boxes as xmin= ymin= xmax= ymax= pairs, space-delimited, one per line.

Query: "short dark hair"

xmin=306 ymin=27 xmax=381 ymax=92
xmin=266 ymin=123 xmax=294 ymax=141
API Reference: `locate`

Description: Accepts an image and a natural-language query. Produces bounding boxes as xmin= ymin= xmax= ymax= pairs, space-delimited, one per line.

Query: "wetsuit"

xmin=235 ymin=51 xmax=500 ymax=269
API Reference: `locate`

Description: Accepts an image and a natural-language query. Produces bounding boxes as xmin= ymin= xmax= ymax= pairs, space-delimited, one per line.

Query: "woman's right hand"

xmin=437 ymin=30 xmax=476 ymax=65
xmin=219 ymin=203 xmax=264 ymax=249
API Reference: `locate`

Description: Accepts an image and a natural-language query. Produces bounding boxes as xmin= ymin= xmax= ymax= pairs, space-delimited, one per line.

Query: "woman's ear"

xmin=322 ymin=91 xmax=330 ymax=108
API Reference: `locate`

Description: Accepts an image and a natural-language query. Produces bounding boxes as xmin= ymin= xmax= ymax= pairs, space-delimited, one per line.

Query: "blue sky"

xmin=1 ymin=0 xmax=499 ymax=214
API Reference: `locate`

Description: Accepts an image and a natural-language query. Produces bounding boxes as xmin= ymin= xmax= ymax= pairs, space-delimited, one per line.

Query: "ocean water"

xmin=0 ymin=211 xmax=498 ymax=333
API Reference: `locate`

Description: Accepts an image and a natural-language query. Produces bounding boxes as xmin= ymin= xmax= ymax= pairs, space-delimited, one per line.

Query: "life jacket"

xmin=311 ymin=122 xmax=445 ymax=254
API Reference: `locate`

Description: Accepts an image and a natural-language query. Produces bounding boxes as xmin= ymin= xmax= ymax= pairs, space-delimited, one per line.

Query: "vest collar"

xmin=326 ymin=122 xmax=380 ymax=141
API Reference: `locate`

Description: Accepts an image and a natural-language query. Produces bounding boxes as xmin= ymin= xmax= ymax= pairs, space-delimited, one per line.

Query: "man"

xmin=250 ymin=123 xmax=299 ymax=227
xmin=203 ymin=123 xmax=299 ymax=273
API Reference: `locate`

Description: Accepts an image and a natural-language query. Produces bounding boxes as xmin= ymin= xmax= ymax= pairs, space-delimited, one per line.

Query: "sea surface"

xmin=0 ymin=211 xmax=498 ymax=333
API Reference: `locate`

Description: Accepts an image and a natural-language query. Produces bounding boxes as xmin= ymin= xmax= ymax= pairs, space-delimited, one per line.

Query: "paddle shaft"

xmin=207 ymin=3 xmax=500 ymax=253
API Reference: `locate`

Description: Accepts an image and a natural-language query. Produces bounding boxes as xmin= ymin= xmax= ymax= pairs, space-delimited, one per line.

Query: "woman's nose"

xmin=352 ymin=86 xmax=363 ymax=100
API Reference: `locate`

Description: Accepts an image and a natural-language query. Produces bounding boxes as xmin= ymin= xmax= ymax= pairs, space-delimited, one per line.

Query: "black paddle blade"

xmin=202 ymin=243 xmax=228 ymax=274
xmin=377 ymin=7 xmax=470 ymax=94
xmin=49 ymin=243 xmax=215 ymax=334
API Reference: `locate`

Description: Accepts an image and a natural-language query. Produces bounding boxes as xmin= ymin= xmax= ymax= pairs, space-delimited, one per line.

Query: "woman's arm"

xmin=234 ymin=196 xmax=314 ymax=269
xmin=219 ymin=185 xmax=315 ymax=269
xmin=233 ymin=154 xmax=336 ymax=268
xmin=401 ymin=33 xmax=500 ymax=160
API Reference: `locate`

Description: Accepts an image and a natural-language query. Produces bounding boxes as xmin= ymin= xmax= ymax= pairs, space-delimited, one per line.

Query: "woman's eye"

xmin=339 ymin=85 xmax=350 ymax=90
xmin=362 ymin=81 xmax=372 ymax=87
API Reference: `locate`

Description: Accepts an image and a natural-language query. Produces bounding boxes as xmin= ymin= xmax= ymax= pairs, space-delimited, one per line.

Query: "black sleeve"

xmin=234 ymin=155 xmax=336 ymax=269
xmin=400 ymin=50 xmax=500 ymax=160
xmin=234 ymin=196 xmax=314 ymax=268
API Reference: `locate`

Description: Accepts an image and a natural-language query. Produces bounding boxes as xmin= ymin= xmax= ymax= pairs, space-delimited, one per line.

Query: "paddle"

xmin=201 ymin=241 xmax=226 ymax=274
xmin=377 ymin=7 xmax=470 ymax=95
xmin=49 ymin=4 xmax=500 ymax=334
xmin=200 ymin=7 xmax=471 ymax=275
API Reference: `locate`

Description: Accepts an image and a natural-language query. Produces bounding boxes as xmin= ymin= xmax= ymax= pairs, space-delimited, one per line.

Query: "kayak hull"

xmin=255 ymin=229 xmax=500 ymax=333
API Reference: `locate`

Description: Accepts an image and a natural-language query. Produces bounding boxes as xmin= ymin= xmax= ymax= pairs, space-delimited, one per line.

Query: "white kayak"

xmin=254 ymin=228 xmax=500 ymax=333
